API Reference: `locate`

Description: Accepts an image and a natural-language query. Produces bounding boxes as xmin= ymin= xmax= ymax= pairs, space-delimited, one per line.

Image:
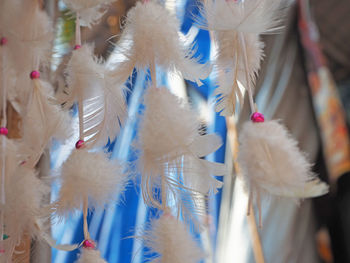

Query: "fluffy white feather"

xmin=19 ymin=79 xmax=71 ymax=168
xmin=144 ymin=213 xmax=203 ymax=263
xmin=65 ymin=45 xmax=126 ymax=148
xmin=64 ymin=0 xmax=116 ymax=27
xmin=1 ymin=0 xmax=53 ymax=72
xmin=76 ymin=247 xmax=107 ymax=263
xmin=4 ymin=165 xmax=49 ymax=261
xmin=137 ymin=86 xmax=225 ymax=214
xmin=114 ymin=0 xmax=211 ymax=86
xmin=199 ymin=0 xmax=287 ymax=115
xmin=238 ymin=120 xmax=328 ymax=202
xmin=56 ymin=149 xmax=127 ymax=216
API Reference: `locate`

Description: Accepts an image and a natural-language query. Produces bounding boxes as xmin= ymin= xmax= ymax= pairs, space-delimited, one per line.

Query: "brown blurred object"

xmin=316 ymin=228 xmax=334 ymax=263
xmin=311 ymin=0 xmax=350 ymax=83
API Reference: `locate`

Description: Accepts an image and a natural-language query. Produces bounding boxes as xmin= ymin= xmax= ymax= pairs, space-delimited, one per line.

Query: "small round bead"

xmin=74 ymin=45 xmax=82 ymax=50
xmin=251 ymin=112 xmax=265 ymax=123
xmin=0 ymin=37 xmax=7 ymax=46
xmin=30 ymin=70 xmax=40 ymax=79
xmin=0 ymin=127 xmax=8 ymax=136
xmin=75 ymin=139 xmax=85 ymax=149
xmin=83 ymin=240 xmax=95 ymax=249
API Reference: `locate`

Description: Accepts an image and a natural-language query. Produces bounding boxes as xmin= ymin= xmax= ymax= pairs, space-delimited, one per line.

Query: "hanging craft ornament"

xmin=113 ymin=0 xmax=211 ymax=86
xmin=199 ymin=0 xmax=287 ymax=115
xmin=55 ymin=6 xmax=128 ymax=260
xmin=143 ymin=212 xmax=203 ymax=263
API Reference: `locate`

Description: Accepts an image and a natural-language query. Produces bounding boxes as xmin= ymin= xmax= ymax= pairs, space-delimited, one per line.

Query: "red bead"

xmin=0 ymin=37 xmax=7 ymax=46
xmin=75 ymin=139 xmax=85 ymax=149
xmin=30 ymin=71 xmax=40 ymax=79
xmin=83 ymin=240 xmax=95 ymax=249
xmin=251 ymin=112 xmax=265 ymax=123
xmin=0 ymin=127 xmax=8 ymax=136
xmin=74 ymin=45 xmax=81 ymax=50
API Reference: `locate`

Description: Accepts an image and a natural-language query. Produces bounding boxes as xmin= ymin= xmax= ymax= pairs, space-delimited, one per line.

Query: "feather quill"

xmin=65 ymin=45 xmax=126 ymax=148
xmin=113 ymin=0 xmax=211 ymax=86
xmin=143 ymin=213 xmax=203 ymax=263
xmin=238 ymin=120 xmax=328 ymax=223
xmin=63 ymin=0 xmax=116 ymax=27
xmin=137 ymin=86 xmax=225 ymax=219
xmin=199 ymin=0 xmax=287 ymax=115
xmin=56 ymin=149 xmax=127 ymax=216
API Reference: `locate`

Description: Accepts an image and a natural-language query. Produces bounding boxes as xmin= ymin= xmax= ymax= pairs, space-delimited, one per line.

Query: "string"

xmin=239 ymin=32 xmax=256 ymax=114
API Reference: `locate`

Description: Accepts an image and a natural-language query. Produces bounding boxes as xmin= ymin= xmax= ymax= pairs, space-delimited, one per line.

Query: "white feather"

xmin=144 ymin=213 xmax=203 ymax=263
xmin=1 ymin=0 xmax=53 ymax=72
xmin=114 ymin=0 xmax=211 ymax=86
xmin=19 ymin=79 xmax=71 ymax=168
xmin=56 ymin=149 xmax=127 ymax=216
xmin=137 ymin=86 xmax=225 ymax=214
xmin=237 ymin=120 xmax=329 ymax=201
xmin=199 ymin=0 xmax=287 ymax=115
xmin=65 ymin=45 xmax=127 ymax=148
xmin=76 ymin=247 xmax=107 ymax=263
xmin=63 ymin=0 xmax=116 ymax=27
xmin=4 ymin=165 xmax=49 ymax=261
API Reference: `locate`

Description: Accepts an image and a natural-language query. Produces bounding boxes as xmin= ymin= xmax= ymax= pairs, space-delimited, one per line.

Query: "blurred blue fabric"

xmin=51 ymin=1 xmax=227 ymax=262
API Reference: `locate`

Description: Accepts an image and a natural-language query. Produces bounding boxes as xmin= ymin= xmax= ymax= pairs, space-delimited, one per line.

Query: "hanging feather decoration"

xmin=63 ymin=0 xmax=116 ymax=28
xmin=238 ymin=117 xmax=329 ymax=225
xmin=56 ymin=149 xmax=127 ymax=216
xmin=113 ymin=0 xmax=211 ymax=86
xmin=199 ymin=0 xmax=287 ymax=115
xmin=137 ymin=86 xmax=225 ymax=218
xmin=143 ymin=212 xmax=203 ymax=263
xmin=65 ymin=45 xmax=126 ymax=148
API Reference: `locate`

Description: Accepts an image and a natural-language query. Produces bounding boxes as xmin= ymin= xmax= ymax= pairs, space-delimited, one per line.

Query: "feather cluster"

xmin=114 ymin=0 xmax=211 ymax=85
xmin=137 ymin=86 xmax=225 ymax=214
xmin=56 ymin=149 xmax=127 ymax=216
xmin=143 ymin=213 xmax=203 ymax=263
xmin=63 ymin=0 xmax=116 ymax=27
xmin=237 ymin=120 xmax=329 ymax=202
xmin=65 ymin=45 xmax=126 ymax=148
xmin=199 ymin=0 xmax=287 ymax=115
xmin=76 ymin=247 xmax=107 ymax=263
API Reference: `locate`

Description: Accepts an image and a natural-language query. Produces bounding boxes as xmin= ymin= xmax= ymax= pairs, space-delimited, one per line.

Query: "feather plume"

xmin=238 ymin=120 xmax=328 ymax=204
xmin=56 ymin=149 xmax=127 ymax=216
xmin=113 ymin=0 xmax=211 ymax=86
xmin=143 ymin=213 xmax=203 ymax=263
xmin=2 ymin=0 xmax=53 ymax=72
xmin=76 ymin=247 xmax=107 ymax=263
xmin=19 ymin=79 xmax=71 ymax=168
xmin=65 ymin=45 xmax=126 ymax=148
xmin=4 ymin=165 xmax=49 ymax=261
xmin=199 ymin=0 xmax=288 ymax=115
xmin=136 ymin=86 xmax=225 ymax=217
xmin=63 ymin=0 xmax=116 ymax=27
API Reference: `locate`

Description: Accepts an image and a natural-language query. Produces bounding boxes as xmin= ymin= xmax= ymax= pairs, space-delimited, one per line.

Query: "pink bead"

xmin=75 ymin=139 xmax=85 ymax=149
xmin=83 ymin=240 xmax=95 ymax=249
xmin=0 ymin=249 xmax=4 ymax=254
xmin=0 ymin=37 xmax=7 ymax=46
xmin=251 ymin=112 xmax=265 ymax=123
xmin=74 ymin=44 xmax=81 ymax=50
xmin=30 ymin=70 xmax=40 ymax=79
xmin=0 ymin=127 xmax=8 ymax=136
